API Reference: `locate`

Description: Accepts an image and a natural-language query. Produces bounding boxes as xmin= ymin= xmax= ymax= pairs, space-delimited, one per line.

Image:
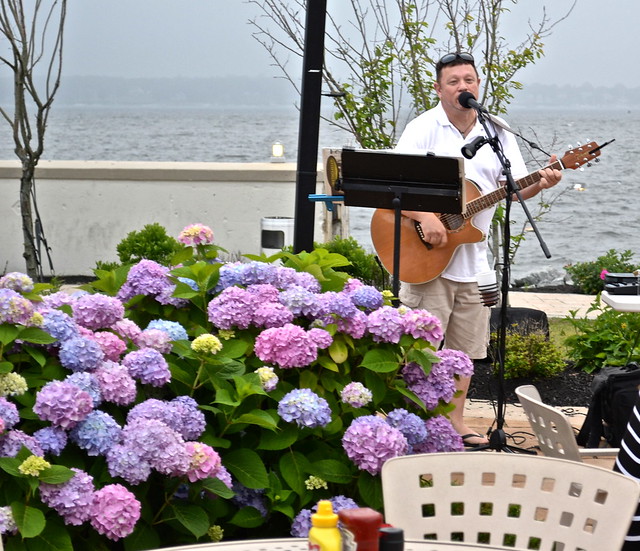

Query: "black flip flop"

xmin=461 ymin=433 xmax=487 ymax=448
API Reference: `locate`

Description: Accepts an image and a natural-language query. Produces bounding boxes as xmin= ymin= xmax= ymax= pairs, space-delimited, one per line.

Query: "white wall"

xmin=0 ymin=160 xmax=332 ymax=276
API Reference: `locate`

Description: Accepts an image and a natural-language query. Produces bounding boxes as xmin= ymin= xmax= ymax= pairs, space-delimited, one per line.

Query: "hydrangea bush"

xmin=0 ymin=224 xmax=471 ymax=549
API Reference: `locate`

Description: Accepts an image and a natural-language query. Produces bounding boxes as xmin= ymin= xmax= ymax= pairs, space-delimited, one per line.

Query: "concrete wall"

xmin=0 ymin=160 xmax=337 ymax=276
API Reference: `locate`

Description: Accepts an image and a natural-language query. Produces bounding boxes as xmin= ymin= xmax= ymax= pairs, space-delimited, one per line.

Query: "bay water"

xmin=1 ymin=105 xmax=638 ymax=282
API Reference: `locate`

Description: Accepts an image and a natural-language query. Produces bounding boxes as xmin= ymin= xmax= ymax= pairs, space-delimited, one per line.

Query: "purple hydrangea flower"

xmin=207 ymin=286 xmax=258 ymax=329
xmin=232 ymin=484 xmax=268 ymax=517
xmin=33 ymin=381 xmax=93 ymax=429
xmin=58 ymin=336 xmax=105 ymax=373
xmin=65 ymin=372 xmax=102 ymax=406
xmin=254 ymin=324 xmax=320 ymax=368
xmin=308 ymin=328 xmax=333 ymax=349
xmin=342 ymin=415 xmax=408 ymax=475
xmin=122 ymin=348 xmax=171 ymax=386
xmin=72 ymin=294 xmax=125 ymax=330
xmin=252 ymin=302 xmax=295 ymax=328
xmin=0 ymin=430 xmax=44 ymax=457
xmin=291 ymin=495 xmax=358 ymax=538
xmin=215 ymin=464 xmax=233 ymax=489
xmin=0 ymin=288 xmax=34 ymax=325
xmin=106 ymin=443 xmax=152 ymax=485
xmin=336 ymin=309 xmax=368 ymax=339
xmin=117 ymin=260 xmax=186 ymax=307
xmin=146 ymin=319 xmax=188 ymax=341
xmin=385 ymin=408 xmax=428 ymax=447
xmin=111 ymin=319 xmax=142 ymax=343
xmin=366 ymin=306 xmax=404 ymax=343
xmin=0 ymin=505 xmax=17 ymax=535
xmin=94 ymin=361 xmax=137 ymax=406
xmin=92 ymin=331 xmax=127 ymax=362
xmin=413 ymin=416 xmax=464 ymax=454
xmin=436 ymin=348 xmax=475 ymax=378
xmin=0 ymin=397 xmax=19 ymax=430
xmin=279 ymin=285 xmax=318 ymax=317
xmin=89 ymin=484 xmax=141 ymax=540
xmin=277 ymin=388 xmax=332 ymax=428
xmin=350 ymin=285 xmax=384 ymax=311
xmin=39 ymin=468 xmax=95 ymax=525
xmin=119 ymin=418 xmax=189 ymax=475
xmin=402 ymin=309 xmax=444 ymax=344
xmin=127 ymin=397 xmax=205 ymax=441
xmin=0 ymin=272 xmax=34 ymax=293
xmin=70 ymin=410 xmax=122 ymax=456
xmin=41 ymin=309 xmax=80 ymax=342
xmin=33 ymin=426 xmax=68 ymax=456
xmin=340 ymin=382 xmax=373 ymax=408
xmin=255 ymin=366 xmax=279 ymax=392
xmin=402 ymin=361 xmax=457 ymax=410
xmin=36 ymin=290 xmax=77 ymax=312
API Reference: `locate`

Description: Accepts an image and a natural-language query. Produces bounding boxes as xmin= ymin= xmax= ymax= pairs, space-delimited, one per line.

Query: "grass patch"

xmin=549 ymin=317 xmax=586 ymax=357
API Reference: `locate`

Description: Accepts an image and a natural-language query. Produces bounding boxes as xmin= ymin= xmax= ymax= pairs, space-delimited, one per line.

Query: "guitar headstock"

xmin=561 ymin=141 xmax=604 ymax=170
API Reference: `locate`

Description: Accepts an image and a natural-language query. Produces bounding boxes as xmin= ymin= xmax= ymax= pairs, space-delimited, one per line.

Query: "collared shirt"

xmin=395 ymin=102 xmax=528 ymax=282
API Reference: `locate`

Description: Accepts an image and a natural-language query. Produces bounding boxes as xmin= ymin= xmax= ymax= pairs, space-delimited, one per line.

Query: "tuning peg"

xmin=594 ymin=158 xmax=601 ymax=163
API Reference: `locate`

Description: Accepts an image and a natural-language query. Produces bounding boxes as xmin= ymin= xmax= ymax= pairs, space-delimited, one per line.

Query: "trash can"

xmin=261 ymin=216 xmax=294 ymax=255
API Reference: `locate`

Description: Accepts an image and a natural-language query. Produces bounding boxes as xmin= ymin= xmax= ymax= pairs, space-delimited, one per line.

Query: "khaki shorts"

xmin=399 ymin=277 xmax=490 ymax=359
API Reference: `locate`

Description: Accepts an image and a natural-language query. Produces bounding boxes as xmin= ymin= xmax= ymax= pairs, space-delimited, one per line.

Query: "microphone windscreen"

xmin=458 ymin=91 xmax=475 ymax=108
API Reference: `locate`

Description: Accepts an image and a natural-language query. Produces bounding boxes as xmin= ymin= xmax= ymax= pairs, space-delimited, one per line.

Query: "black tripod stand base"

xmin=467 ymin=428 xmax=537 ymax=454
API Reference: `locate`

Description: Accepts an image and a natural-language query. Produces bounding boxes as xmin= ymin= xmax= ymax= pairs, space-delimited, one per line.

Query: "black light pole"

xmin=293 ymin=0 xmax=327 ymax=253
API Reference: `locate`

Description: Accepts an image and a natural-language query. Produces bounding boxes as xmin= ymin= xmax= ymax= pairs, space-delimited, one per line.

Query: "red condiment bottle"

xmin=338 ymin=507 xmax=384 ymax=551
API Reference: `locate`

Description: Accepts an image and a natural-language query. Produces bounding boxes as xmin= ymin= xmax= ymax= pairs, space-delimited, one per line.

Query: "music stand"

xmin=338 ymin=148 xmax=465 ymax=299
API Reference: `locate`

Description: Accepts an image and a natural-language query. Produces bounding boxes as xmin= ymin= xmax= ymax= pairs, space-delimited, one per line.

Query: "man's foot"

xmin=460 ymin=432 xmax=489 ymax=447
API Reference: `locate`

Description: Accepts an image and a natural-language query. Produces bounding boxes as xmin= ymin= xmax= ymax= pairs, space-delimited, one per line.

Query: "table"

xmin=601 ymin=290 xmax=640 ymax=312
xmin=162 ymin=537 xmax=516 ymax=551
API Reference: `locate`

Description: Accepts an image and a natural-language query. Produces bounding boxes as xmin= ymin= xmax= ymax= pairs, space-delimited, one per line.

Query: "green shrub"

xmin=564 ymin=295 xmax=640 ymax=373
xmin=492 ymin=329 xmax=566 ymax=380
xmin=564 ymin=249 xmax=637 ymax=294
xmin=314 ymin=236 xmax=390 ymax=290
xmin=116 ymin=222 xmax=182 ymax=265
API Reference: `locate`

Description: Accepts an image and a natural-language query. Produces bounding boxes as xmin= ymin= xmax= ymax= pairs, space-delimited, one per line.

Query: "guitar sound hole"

xmin=441 ymin=214 xmax=464 ymax=231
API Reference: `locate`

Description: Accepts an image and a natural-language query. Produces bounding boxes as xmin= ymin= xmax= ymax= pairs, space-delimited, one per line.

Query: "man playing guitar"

xmin=392 ymin=52 xmax=562 ymax=447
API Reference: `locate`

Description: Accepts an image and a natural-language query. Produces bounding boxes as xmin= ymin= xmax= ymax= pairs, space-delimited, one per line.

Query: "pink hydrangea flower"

xmin=181 ymin=442 xmax=222 ymax=482
xmin=33 ymin=381 xmax=93 ymax=429
xmin=72 ymin=294 xmax=125 ymax=331
xmin=92 ymin=331 xmax=127 ymax=362
xmin=89 ymin=484 xmax=141 ymax=540
xmin=254 ymin=324 xmax=320 ymax=368
xmin=178 ymin=223 xmax=214 ymax=246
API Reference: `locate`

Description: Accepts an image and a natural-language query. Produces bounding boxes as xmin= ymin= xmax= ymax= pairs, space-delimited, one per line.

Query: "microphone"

xmin=458 ymin=91 xmax=488 ymax=113
xmin=461 ymin=136 xmax=487 ymax=159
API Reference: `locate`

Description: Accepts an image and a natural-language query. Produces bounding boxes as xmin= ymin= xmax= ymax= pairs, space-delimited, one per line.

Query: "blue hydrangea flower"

xmin=70 ymin=410 xmax=122 ymax=456
xmin=350 ymin=285 xmax=384 ymax=311
xmin=122 ymin=348 xmax=171 ymax=387
xmin=385 ymin=408 xmax=428 ymax=447
xmin=277 ymin=388 xmax=332 ymax=428
xmin=413 ymin=415 xmax=464 ymax=453
xmin=0 ymin=397 xmax=19 ymax=430
xmin=33 ymin=426 xmax=68 ymax=456
xmin=65 ymin=372 xmax=102 ymax=406
xmin=42 ymin=309 xmax=80 ymax=342
xmin=146 ymin=319 xmax=189 ymax=341
xmin=58 ymin=336 xmax=105 ymax=373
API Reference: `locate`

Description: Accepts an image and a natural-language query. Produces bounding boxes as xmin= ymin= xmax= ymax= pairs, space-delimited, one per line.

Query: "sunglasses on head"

xmin=438 ymin=52 xmax=474 ymax=65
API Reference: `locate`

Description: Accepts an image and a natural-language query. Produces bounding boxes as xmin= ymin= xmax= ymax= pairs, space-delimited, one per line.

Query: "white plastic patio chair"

xmin=381 ymin=451 xmax=640 ymax=550
xmin=515 ymin=384 xmax=619 ymax=463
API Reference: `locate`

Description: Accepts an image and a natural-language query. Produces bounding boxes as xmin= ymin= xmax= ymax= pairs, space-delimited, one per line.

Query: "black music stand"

xmin=338 ymin=148 xmax=465 ymax=299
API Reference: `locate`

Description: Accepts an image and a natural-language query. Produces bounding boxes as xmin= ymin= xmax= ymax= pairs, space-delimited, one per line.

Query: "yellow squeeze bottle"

xmin=308 ymin=500 xmax=341 ymax=551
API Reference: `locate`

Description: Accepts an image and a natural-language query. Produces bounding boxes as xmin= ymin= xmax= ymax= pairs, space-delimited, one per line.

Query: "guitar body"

xmin=370 ymin=179 xmax=485 ymax=284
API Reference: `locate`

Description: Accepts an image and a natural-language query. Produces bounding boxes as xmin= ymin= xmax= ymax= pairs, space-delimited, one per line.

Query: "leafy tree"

xmin=248 ymin=0 xmax=575 ymax=149
xmin=0 ymin=0 xmax=67 ymax=279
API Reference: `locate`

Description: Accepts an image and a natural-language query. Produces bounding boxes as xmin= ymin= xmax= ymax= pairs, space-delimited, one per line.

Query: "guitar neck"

xmin=463 ymin=159 xmax=563 ymax=219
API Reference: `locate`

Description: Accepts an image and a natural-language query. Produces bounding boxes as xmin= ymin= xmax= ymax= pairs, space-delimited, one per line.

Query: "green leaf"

xmin=258 ymin=423 xmax=299 ymax=450
xmin=357 ymin=471 xmax=383 ymax=510
xmin=29 ymin=516 xmax=73 ymax=551
xmin=360 ymin=347 xmax=400 ymax=373
xmin=229 ymin=506 xmax=266 ymax=528
xmin=16 ymin=327 xmax=56 ymax=345
xmin=279 ymin=451 xmax=311 ymax=496
xmin=123 ymin=520 xmax=162 ymax=551
xmin=171 ymin=502 xmax=210 ymax=538
xmin=0 ymin=325 xmax=20 ymax=345
xmin=224 ymin=448 xmax=269 ymax=489
xmin=201 ymin=477 xmax=235 ymax=499
xmin=38 ymin=465 xmax=75 ymax=485
xmin=317 ymin=355 xmax=339 ymax=373
xmin=233 ymin=410 xmax=278 ymax=431
xmin=11 ymin=502 xmax=46 ymax=538
xmin=24 ymin=345 xmax=47 ymax=367
xmin=328 ymin=338 xmax=349 ymax=364
xmin=0 ymin=456 xmax=23 ymax=477
xmin=309 ymin=459 xmax=353 ymax=484
xmin=0 ymin=361 xmax=13 ymax=374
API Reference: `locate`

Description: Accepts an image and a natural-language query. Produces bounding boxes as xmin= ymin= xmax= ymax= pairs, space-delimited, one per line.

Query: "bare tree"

xmin=0 ymin=0 xmax=67 ymax=280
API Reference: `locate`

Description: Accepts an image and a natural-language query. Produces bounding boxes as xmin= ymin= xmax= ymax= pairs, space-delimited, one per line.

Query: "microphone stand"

xmin=467 ymin=108 xmax=550 ymax=454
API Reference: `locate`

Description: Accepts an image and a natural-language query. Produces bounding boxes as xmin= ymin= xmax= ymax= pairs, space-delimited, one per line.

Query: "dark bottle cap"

xmin=379 ymin=526 xmax=404 ymax=551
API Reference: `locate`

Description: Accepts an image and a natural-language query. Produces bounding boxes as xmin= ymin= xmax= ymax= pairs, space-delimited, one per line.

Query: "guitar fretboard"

xmin=462 ymin=160 xmax=563 ymax=220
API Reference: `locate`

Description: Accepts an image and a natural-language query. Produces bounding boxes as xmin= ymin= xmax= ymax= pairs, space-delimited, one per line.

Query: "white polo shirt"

xmin=395 ymin=102 xmax=528 ymax=282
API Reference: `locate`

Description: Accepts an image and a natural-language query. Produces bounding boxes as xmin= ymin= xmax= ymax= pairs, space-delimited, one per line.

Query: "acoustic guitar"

xmin=370 ymin=141 xmax=606 ymax=284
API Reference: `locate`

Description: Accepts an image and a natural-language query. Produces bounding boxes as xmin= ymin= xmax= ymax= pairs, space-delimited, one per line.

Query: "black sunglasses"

xmin=438 ymin=52 xmax=474 ymax=65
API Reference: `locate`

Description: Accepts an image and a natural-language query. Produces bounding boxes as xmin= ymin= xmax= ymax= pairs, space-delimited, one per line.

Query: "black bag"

xmin=577 ymin=363 xmax=640 ymax=448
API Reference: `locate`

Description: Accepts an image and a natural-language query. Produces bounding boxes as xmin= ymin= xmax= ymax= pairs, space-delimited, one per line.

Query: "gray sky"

xmin=63 ymin=0 xmax=638 ymax=88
